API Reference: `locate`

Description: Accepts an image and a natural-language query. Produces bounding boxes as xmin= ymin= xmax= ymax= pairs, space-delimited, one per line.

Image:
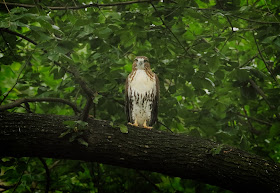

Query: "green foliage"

xmin=1 ymin=0 xmax=280 ymax=192
xmin=61 ymin=120 xmax=89 ymax=146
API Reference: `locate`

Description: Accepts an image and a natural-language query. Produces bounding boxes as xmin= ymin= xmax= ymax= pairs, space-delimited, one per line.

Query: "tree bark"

xmin=0 ymin=112 xmax=279 ymax=193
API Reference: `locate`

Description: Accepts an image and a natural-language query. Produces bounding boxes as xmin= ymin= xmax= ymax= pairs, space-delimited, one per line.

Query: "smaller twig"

xmin=57 ymin=64 xmax=95 ymax=97
xmin=150 ymin=2 xmax=188 ymax=55
xmin=0 ymin=185 xmax=15 ymax=191
xmin=229 ymin=15 xmax=280 ymax=24
xmin=24 ymin=102 xmax=32 ymax=113
xmin=136 ymin=170 xmax=161 ymax=191
xmin=81 ymin=96 xmax=93 ymax=121
xmin=249 ymin=79 xmax=280 ymax=120
xmin=2 ymin=0 xmax=10 ymax=13
xmin=252 ymin=33 xmax=278 ymax=84
xmin=243 ymin=106 xmax=261 ymax=135
xmin=0 ymin=60 xmax=27 ymax=105
xmin=48 ymin=160 xmax=61 ymax=170
xmin=0 ymin=31 xmax=15 ymax=56
xmin=216 ymin=0 xmax=234 ymax=31
xmin=0 ymin=0 xmax=160 ymax=10
xmin=12 ymin=158 xmax=31 ymax=193
xmin=240 ymin=50 xmax=264 ymax=68
xmin=0 ymin=28 xmax=37 ymax=45
xmin=234 ymin=112 xmax=272 ymax=126
xmin=249 ymin=79 xmax=271 ymax=107
xmin=38 ymin=158 xmax=50 ymax=193
xmin=158 ymin=121 xmax=173 ymax=133
xmin=0 ymin=97 xmax=81 ymax=114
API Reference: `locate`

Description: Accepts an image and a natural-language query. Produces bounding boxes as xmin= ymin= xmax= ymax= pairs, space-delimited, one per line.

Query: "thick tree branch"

xmin=0 ymin=97 xmax=81 ymax=114
xmin=0 ymin=112 xmax=279 ymax=193
xmin=0 ymin=0 xmax=160 ymax=10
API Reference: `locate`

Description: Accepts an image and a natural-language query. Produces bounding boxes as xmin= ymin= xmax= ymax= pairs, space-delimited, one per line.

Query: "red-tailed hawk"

xmin=125 ymin=56 xmax=159 ymax=129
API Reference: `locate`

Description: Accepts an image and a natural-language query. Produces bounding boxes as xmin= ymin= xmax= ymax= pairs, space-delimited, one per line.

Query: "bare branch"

xmin=216 ymin=0 xmax=234 ymax=31
xmin=230 ymin=14 xmax=280 ymax=24
xmin=252 ymin=33 xmax=278 ymax=84
xmin=0 ymin=58 xmax=27 ymax=105
xmin=249 ymin=79 xmax=280 ymax=120
xmin=38 ymin=158 xmax=50 ymax=193
xmin=243 ymin=106 xmax=261 ymax=135
xmin=0 ymin=0 xmax=160 ymax=10
xmin=12 ymin=158 xmax=30 ymax=193
xmin=0 ymin=97 xmax=81 ymax=114
xmin=0 ymin=28 xmax=37 ymax=45
xmin=234 ymin=112 xmax=272 ymax=126
xmin=2 ymin=0 xmax=10 ymax=13
xmin=150 ymin=2 xmax=188 ymax=55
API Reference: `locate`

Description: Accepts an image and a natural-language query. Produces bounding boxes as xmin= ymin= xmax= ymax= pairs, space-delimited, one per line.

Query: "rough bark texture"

xmin=0 ymin=112 xmax=279 ymax=193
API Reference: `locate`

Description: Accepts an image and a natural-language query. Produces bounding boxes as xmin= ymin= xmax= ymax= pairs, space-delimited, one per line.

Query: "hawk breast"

xmin=128 ymin=70 xmax=156 ymax=127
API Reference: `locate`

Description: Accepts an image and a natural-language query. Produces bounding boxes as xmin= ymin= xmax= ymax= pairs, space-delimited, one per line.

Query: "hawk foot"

xmin=128 ymin=120 xmax=139 ymax=127
xmin=143 ymin=120 xmax=153 ymax=130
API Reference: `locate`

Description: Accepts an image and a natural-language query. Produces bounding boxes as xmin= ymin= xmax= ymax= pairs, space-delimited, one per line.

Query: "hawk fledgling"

xmin=125 ymin=56 xmax=159 ymax=129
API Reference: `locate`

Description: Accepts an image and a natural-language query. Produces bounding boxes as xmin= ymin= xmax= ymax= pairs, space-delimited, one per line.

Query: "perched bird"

xmin=125 ymin=56 xmax=159 ymax=129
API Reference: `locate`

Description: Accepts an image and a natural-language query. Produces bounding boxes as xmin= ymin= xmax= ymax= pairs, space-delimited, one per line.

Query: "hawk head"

xmin=133 ymin=56 xmax=150 ymax=70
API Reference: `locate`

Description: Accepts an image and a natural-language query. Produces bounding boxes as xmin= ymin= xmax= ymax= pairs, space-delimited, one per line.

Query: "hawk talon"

xmin=143 ymin=120 xmax=153 ymax=130
xmin=128 ymin=120 xmax=139 ymax=127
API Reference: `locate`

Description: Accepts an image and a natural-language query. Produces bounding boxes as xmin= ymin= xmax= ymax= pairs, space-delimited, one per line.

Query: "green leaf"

xmin=77 ymin=138 xmax=89 ymax=147
xmin=262 ymin=36 xmax=277 ymax=44
xmin=208 ymin=55 xmax=219 ymax=72
xmin=75 ymin=120 xmax=88 ymax=128
xmin=269 ymin=122 xmax=280 ymax=137
xmin=93 ymin=94 xmax=103 ymax=104
xmin=59 ymin=128 xmax=71 ymax=138
xmin=210 ymin=145 xmax=223 ymax=156
xmin=119 ymin=124 xmax=128 ymax=134
xmin=214 ymin=70 xmax=225 ymax=80
xmin=63 ymin=120 xmax=76 ymax=128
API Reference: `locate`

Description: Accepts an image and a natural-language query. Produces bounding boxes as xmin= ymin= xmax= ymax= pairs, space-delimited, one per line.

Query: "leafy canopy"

xmin=0 ymin=0 xmax=280 ymax=192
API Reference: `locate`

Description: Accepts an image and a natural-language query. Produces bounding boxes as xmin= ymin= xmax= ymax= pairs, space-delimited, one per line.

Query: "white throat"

xmin=136 ymin=58 xmax=145 ymax=70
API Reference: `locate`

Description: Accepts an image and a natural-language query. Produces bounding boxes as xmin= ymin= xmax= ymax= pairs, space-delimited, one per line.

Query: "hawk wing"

xmin=125 ymin=76 xmax=132 ymax=123
xmin=149 ymin=74 xmax=159 ymax=126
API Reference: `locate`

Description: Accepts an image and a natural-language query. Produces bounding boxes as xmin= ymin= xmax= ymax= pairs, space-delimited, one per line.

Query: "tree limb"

xmin=0 ymin=0 xmax=160 ymax=10
xmin=0 ymin=97 xmax=81 ymax=114
xmin=0 ymin=112 xmax=279 ymax=193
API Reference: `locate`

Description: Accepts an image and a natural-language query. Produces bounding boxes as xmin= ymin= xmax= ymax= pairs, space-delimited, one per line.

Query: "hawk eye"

xmin=144 ymin=59 xmax=148 ymax=63
xmin=134 ymin=59 xmax=138 ymax=62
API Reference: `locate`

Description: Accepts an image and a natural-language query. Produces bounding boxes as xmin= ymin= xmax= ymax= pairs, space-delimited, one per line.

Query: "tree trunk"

xmin=0 ymin=112 xmax=279 ymax=193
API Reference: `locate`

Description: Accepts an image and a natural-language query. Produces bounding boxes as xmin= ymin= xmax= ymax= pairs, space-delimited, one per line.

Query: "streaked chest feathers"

xmin=128 ymin=70 xmax=156 ymax=126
